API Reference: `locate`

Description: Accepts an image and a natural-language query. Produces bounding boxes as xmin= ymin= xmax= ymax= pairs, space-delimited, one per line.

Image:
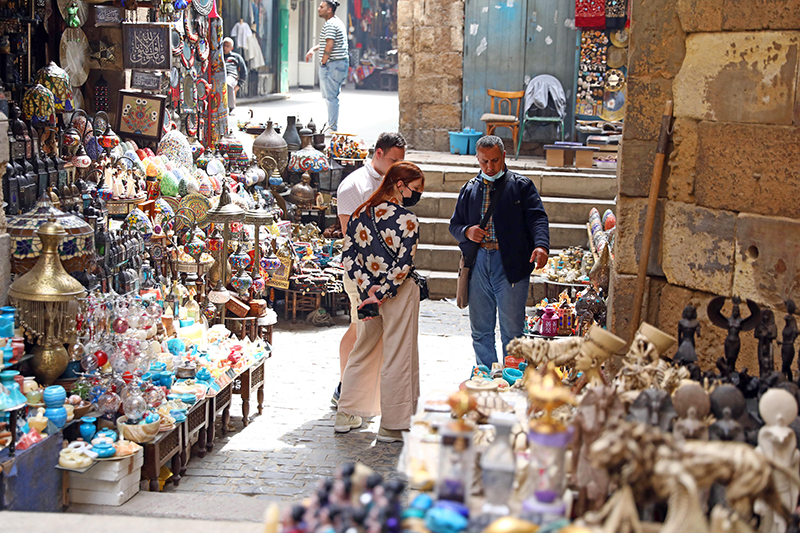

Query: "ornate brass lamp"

xmin=8 ymin=218 xmax=86 ymax=385
xmin=205 ymin=180 xmax=244 ymax=322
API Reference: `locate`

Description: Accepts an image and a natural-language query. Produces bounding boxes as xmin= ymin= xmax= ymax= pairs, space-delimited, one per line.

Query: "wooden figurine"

xmin=675 ymin=304 xmax=700 ymax=365
xmin=708 ymin=296 xmax=761 ymax=373
xmin=755 ymin=388 xmax=800 ymax=533
xmin=755 ymin=309 xmax=779 ymax=378
xmin=569 ymin=385 xmax=626 ymax=516
xmin=673 ymin=382 xmax=710 ymax=442
xmin=781 ymin=300 xmax=798 ymax=382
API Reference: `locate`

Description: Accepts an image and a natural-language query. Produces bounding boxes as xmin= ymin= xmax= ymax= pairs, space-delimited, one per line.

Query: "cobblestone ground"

xmin=162 ymin=299 xmax=476 ymax=501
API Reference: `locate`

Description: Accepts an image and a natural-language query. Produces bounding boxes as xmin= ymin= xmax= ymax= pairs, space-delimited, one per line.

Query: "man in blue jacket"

xmin=450 ymin=136 xmax=550 ymax=368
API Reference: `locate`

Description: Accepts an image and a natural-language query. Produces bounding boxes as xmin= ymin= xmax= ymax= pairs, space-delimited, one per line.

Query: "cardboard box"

xmin=68 ymin=469 xmax=140 ymax=506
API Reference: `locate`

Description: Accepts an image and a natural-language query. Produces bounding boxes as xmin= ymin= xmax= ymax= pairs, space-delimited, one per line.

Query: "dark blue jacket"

xmin=449 ymin=168 xmax=550 ymax=284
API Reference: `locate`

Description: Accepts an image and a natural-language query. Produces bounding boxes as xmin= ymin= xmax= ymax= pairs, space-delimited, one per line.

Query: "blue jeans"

xmin=319 ymin=59 xmax=348 ymax=131
xmin=468 ymin=249 xmax=530 ymax=368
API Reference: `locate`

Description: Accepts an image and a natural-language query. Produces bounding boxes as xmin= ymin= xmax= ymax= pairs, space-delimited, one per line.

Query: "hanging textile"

xmin=575 ymin=0 xmax=605 ymax=29
xmin=208 ymin=17 xmax=228 ymax=146
xmin=605 ymin=0 xmax=626 ymax=30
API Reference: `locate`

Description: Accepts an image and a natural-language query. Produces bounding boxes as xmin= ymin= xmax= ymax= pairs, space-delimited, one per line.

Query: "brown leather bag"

xmin=455 ymin=179 xmax=506 ymax=309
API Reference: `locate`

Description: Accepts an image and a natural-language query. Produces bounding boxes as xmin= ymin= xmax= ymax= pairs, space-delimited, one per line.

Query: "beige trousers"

xmin=338 ymin=279 xmax=420 ymax=430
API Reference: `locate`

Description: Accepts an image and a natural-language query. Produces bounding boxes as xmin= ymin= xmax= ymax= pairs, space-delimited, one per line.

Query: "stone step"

xmin=418 ymin=217 xmax=589 ymax=249
xmin=415 ymin=244 xmax=568 ymax=273
xmin=416 ymin=164 xmax=617 ymax=200
xmin=411 ymin=192 xmax=615 ymax=223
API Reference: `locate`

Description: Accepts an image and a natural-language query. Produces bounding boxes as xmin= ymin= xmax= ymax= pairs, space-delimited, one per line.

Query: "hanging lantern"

xmin=97 ymin=123 xmax=120 ymax=153
xmin=34 ymin=62 xmax=74 ymax=113
xmin=72 ymin=145 xmax=91 ymax=168
xmin=22 ymin=84 xmax=56 ymax=128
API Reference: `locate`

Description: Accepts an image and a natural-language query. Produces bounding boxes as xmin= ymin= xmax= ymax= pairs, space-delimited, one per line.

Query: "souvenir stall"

xmin=347 ymin=0 xmax=397 ymax=90
xmin=273 ymin=289 xmax=800 ymax=533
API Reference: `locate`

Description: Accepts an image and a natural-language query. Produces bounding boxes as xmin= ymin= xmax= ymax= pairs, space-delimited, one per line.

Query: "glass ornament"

xmin=97 ymin=390 xmax=121 ymax=416
xmin=69 ymin=341 xmax=85 ymax=361
xmin=94 ymin=350 xmax=108 ymax=367
xmin=81 ymin=352 xmax=99 ymax=372
xmin=110 ymin=352 xmax=128 ymax=373
xmin=112 ymin=317 xmax=129 ymax=334
xmin=122 ymin=393 xmax=147 ymax=422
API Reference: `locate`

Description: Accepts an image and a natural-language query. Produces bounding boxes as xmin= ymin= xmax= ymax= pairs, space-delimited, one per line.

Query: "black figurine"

xmin=755 ymin=309 xmax=778 ymax=378
xmin=782 ymin=300 xmax=798 ymax=381
xmin=674 ymin=304 xmax=700 ymax=365
xmin=708 ymin=296 xmax=761 ymax=372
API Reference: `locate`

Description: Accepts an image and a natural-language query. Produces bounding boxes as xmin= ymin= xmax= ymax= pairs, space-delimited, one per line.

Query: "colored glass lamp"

xmin=205 ymin=180 xmax=244 ymax=320
xmin=288 ymin=127 xmax=329 ymax=174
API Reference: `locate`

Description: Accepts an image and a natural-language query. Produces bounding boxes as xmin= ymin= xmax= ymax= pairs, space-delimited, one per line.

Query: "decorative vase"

xmin=22 ymin=376 xmax=38 ymax=393
xmin=79 ymin=416 xmax=96 ymax=442
xmin=0 ymin=370 xmax=27 ymax=405
xmin=540 ymin=306 xmax=559 ymax=337
xmin=31 ymin=341 xmax=70 ymax=386
xmin=43 ymin=384 xmax=67 ymax=407
xmin=252 ymin=120 xmax=288 ymax=175
xmin=283 ymin=115 xmax=301 ymax=153
xmin=44 ymin=406 xmax=67 ymax=428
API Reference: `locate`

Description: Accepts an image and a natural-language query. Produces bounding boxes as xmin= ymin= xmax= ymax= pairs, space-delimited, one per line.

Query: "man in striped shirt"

xmin=305 ymin=0 xmax=349 ymax=132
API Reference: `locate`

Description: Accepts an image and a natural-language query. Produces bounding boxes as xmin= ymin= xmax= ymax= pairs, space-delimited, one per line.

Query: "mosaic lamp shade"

xmin=288 ymin=138 xmax=329 ymax=174
xmin=7 ymin=196 xmax=95 ymax=275
xmin=157 ymin=129 xmax=193 ymax=170
xmin=124 ymin=207 xmax=154 ymax=241
xmin=22 ymin=84 xmax=56 ymax=128
xmin=34 ymin=62 xmax=74 ymax=113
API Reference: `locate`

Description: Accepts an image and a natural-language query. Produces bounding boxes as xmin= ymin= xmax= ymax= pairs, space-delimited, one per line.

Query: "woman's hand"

xmin=357 ymin=286 xmax=382 ymax=308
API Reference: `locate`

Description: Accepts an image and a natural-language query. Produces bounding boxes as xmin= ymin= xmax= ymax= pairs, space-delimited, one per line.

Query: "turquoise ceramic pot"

xmin=43 ymin=385 xmax=67 ymax=408
xmin=95 ymin=428 xmax=118 ymax=442
xmin=80 ymin=416 xmax=97 ymax=442
xmin=501 ymin=367 xmax=523 ymax=386
xmin=92 ymin=441 xmax=116 ymax=458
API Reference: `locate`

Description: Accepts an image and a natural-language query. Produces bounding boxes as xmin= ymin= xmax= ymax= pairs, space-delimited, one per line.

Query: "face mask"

xmin=402 ymin=189 xmax=422 ymax=207
xmin=480 ymin=169 xmax=505 ymax=182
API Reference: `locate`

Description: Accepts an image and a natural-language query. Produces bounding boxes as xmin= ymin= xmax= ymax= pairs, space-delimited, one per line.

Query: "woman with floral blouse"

xmin=335 ymin=161 xmax=425 ymax=442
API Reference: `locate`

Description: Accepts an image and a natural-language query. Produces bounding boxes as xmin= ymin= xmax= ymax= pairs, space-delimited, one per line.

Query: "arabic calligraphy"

xmin=129 ymin=29 xmax=166 ymax=67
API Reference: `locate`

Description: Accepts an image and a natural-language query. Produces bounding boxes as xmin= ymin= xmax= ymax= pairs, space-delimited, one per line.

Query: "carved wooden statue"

xmin=781 ymin=300 xmax=798 ymax=382
xmin=675 ymin=304 xmax=700 ymax=365
xmin=673 ymin=382 xmax=710 ymax=442
xmin=755 ymin=388 xmax=800 ymax=533
xmin=755 ymin=309 xmax=779 ymax=378
xmin=569 ymin=385 xmax=626 ymax=516
xmin=708 ymin=296 xmax=761 ymax=373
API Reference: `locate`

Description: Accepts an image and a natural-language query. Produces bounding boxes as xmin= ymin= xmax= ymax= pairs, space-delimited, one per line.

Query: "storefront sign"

xmin=130 ymin=70 xmax=162 ymax=91
xmin=122 ymin=23 xmax=171 ymax=71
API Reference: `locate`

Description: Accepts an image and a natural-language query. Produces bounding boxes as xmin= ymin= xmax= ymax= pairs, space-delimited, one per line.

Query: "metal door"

xmin=462 ymin=0 xmax=578 ymax=140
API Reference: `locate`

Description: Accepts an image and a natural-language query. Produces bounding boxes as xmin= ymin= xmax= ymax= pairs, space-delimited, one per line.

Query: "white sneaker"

xmin=334 ymin=412 xmax=363 ymax=433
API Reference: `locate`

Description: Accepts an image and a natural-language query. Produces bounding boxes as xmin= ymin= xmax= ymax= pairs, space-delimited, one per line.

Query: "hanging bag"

xmin=456 ymin=178 xmax=507 ymax=309
xmin=369 ymin=207 xmax=429 ymax=300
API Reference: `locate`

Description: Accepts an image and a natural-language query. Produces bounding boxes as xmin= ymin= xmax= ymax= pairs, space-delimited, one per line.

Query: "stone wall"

xmin=396 ymin=0 xmax=464 ymax=151
xmin=610 ymin=0 xmax=800 ymax=373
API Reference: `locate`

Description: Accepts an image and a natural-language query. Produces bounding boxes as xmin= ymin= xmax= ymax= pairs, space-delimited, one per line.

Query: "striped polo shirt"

xmin=319 ymin=17 xmax=349 ymax=63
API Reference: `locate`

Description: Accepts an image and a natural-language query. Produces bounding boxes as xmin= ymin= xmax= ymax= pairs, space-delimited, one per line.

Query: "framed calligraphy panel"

xmin=130 ymin=70 xmax=162 ymax=91
xmin=115 ymin=90 xmax=167 ymax=145
xmin=123 ymin=22 xmax=171 ymax=71
xmin=95 ymin=5 xmax=123 ymax=27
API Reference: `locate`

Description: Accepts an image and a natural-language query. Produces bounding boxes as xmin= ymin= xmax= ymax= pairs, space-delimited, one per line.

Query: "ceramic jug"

xmin=540 ymin=306 xmax=560 ymax=337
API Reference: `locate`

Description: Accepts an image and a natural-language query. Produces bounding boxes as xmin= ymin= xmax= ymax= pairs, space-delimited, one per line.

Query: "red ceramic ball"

xmin=94 ymin=350 xmax=109 ymax=367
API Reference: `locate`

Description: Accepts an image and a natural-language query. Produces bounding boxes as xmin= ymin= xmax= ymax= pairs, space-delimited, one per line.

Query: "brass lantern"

xmin=8 ymin=217 xmax=86 ymax=385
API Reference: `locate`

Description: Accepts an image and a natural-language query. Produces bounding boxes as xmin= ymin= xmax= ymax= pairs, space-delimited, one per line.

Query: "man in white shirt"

xmin=332 ymin=132 xmax=406 ymax=407
xmin=305 ymin=0 xmax=349 ymax=131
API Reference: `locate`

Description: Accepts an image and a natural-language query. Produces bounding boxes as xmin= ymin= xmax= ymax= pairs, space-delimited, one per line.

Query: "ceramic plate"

xmin=179 ymin=193 xmax=211 ymax=227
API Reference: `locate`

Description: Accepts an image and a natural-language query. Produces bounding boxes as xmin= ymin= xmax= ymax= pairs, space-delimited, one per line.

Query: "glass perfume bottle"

xmin=436 ymin=425 xmax=474 ymax=504
xmin=480 ymin=412 xmax=517 ymax=517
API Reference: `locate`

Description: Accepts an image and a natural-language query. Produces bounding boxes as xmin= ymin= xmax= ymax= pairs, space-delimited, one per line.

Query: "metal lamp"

xmin=244 ymin=206 xmax=273 ymax=299
xmin=8 ymin=217 xmax=86 ymax=385
xmin=205 ymin=179 xmax=244 ymax=322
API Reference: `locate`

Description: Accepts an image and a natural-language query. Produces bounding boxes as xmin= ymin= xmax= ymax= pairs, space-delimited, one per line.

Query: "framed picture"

xmin=122 ymin=22 xmax=171 ymax=71
xmin=130 ymin=70 xmax=162 ymax=91
xmin=95 ymin=5 xmax=123 ymax=27
xmin=115 ymin=90 xmax=167 ymax=145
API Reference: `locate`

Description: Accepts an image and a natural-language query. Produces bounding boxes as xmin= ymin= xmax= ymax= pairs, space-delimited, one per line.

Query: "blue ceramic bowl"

xmin=43 ymin=385 xmax=67 ymax=408
xmin=44 ymin=406 xmax=68 ymax=428
xmin=179 ymin=393 xmax=196 ymax=405
xmin=502 ymin=367 xmax=523 ymax=386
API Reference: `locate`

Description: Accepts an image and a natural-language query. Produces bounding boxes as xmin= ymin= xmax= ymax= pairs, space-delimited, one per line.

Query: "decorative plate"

xmin=179 ymin=193 xmax=211 ymax=227
xmin=59 ymin=28 xmax=91 ymax=86
xmin=162 ymin=196 xmax=180 ymax=213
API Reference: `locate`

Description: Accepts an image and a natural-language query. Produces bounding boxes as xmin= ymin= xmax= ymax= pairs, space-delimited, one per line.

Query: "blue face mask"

xmin=480 ymin=169 xmax=505 ymax=182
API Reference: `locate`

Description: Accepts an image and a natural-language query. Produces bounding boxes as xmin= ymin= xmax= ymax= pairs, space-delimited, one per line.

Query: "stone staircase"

xmin=407 ymin=163 xmax=618 ymax=301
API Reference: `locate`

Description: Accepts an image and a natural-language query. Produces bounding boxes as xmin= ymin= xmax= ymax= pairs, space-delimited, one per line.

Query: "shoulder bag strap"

xmin=464 ymin=177 xmax=508 ymax=266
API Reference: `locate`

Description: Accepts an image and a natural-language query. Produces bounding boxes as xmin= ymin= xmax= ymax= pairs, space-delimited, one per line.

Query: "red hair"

xmin=354 ymin=161 xmax=425 ymax=216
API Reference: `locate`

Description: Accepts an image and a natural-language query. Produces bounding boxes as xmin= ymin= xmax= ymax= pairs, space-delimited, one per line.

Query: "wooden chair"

xmin=480 ymin=89 xmax=524 ymax=156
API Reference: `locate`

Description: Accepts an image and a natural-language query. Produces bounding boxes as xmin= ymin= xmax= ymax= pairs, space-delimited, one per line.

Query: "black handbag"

xmin=370 ymin=207 xmax=429 ymax=301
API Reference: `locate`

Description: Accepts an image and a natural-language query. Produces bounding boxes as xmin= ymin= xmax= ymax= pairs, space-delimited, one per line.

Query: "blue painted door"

xmin=462 ymin=0 xmax=578 ymax=141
